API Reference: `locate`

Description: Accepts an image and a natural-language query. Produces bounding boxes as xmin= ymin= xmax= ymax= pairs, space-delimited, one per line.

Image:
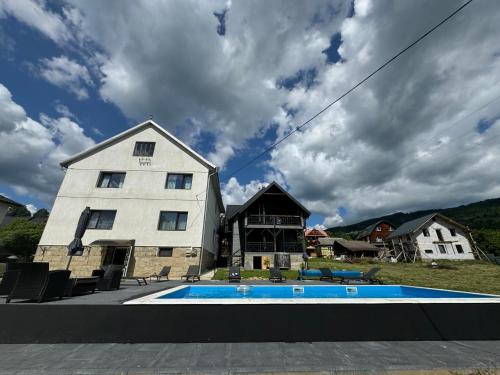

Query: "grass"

xmin=213 ymin=258 xmax=500 ymax=295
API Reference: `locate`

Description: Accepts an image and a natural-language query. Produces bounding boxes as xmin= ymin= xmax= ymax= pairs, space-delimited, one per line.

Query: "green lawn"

xmin=213 ymin=258 xmax=500 ymax=295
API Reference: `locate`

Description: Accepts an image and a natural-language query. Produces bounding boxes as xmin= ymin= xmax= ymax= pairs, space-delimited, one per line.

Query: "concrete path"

xmin=0 ymin=341 xmax=498 ymax=374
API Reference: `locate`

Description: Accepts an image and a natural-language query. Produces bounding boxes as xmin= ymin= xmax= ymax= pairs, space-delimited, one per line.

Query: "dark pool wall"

xmin=0 ymin=303 xmax=499 ymax=343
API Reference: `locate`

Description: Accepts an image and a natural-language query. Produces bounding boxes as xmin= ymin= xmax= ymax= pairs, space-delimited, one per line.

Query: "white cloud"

xmin=221 ymin=177 xmax=268 ymax=205
xmin=37 ymin=56 xmax=93 ymax=99
xmin=25 ymin=203 xmax=37 ymax=214
xmin=0 ymin=83 xmax=95 ymax=203
xmin=0 ymin=0 xmax=71 ymax=44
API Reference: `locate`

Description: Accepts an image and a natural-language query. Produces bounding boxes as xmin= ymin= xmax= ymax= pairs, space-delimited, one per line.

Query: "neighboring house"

xmin=333 ymin=239 xmax=380 ymax=258
xmin=387 ymin=213 xmax=475 ymax=261
xmin=222 ymin=182 xmax=310 ymax=270
xmin=0 ymin=195 xmax=23 ymax=226
xmin=35 ymin=120 xmax=224 ymax=278
xmin=356 ymin=220 xmax=396 ymax=247
xmin=304 ymin=228 xmax=329 ymax=256
xmin=316 ymin=237 xmax=341 ymax=257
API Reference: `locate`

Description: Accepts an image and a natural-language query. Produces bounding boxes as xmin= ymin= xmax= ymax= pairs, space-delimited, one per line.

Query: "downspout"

xmin=198 ymin=168 xmax=217 ymax=275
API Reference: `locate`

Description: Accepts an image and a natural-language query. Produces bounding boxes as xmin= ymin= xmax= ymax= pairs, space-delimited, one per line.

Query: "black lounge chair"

xmin=269 ymin=268 xmax=286 ymax=283
xmin=181 ymin=265 xmax=200 ymax=283
xmin=6 ymin=262 xmax=71 ymax=303
xmin=319 ymin=268 xmax=336 ymax=282
xmin=150 ymin=266 xmax=171 ymax=281
xmin=228 ymin=267 xmax=241 ymax=282
xmin=0 ymin=269 xmax=20 ymax=296
xmin=340 ymin=267 xmax=382 ymax=285
xmin=96 ymin=270 xmax=122 ymax=291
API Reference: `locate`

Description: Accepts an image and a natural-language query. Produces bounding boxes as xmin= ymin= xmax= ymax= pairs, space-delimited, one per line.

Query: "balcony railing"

xmin=247 ymin=215 xmax=302 ymax=226
xmin=246 ymin=242 xmax=304 ymax=253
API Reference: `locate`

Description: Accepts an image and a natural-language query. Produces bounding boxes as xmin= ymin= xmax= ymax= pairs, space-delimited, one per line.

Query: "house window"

xmin=133 ymin=142 xmax=155 ymax=156
xmin=389 ymin=227 xmax=394 ymax=231
xmin=406 ymin=235 xmax=411 ymax=241
xmin=449 ymin=228 xmax=456 ymax=237
xmin=455 ymin=244 xmax=464 ymax=254
xmin=438 ymin=244 xmax=446 ymax=254
xmin=87 ymin=210 xmax=116 ymax=230
xmin=376 ymin=236 xmax=382 ymax=242
xmin=97 ymin=172 xmax=125 ymax=188
xmin=435 ymin=229 xmax=444 ymax=241
xmin=424 ymin=249 xmax=433 ymax=254
xmin=166 ymin=174 xmax=193 ymax=190
xmin=158 ymin=247 xmax=173 ymax=257
xmin=376 ymin=226 xmax=382 ymax=232
xmin=422 ymin=228 xmax=430 ymax=237
xmin=158 ymin=211 xmax=188 ymax=231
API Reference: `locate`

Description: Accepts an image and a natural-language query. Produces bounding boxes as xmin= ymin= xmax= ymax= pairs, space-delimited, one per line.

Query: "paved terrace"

xmin=0 ymin=341 xmax=498 ymax=374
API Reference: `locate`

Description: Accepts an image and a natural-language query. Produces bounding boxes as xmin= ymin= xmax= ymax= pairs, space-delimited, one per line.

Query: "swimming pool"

xmin=124 ymin=284 xmax=500 ymax=304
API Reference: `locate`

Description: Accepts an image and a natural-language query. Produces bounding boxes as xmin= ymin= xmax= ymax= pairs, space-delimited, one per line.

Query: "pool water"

xmin=157 ymin=285 xmax=496 ymax=300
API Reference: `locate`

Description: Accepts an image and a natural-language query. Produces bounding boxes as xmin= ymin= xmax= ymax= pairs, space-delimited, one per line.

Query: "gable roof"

xmin=226 ymin=182 xmax=310 ymax=220
xmin=334 ymin=239 xmax=380 ymax=253
xmin=387 ymin=212 xmax=467 ymax=240
xmin=60 ymin=120 xmax=216 ymax=170
xmin=0 ymin=195 xmax=23 ymax=207
xmin=305 ymin=228 xmax=329 ymax=237
xmin=356 ymin=220 xmax=395 ymax=239
xmin=226 ymin=205 xmax=242 ymax=221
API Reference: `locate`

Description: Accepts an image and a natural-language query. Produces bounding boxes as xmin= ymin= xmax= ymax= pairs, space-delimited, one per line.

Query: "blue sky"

xmin=1 ymin=0 xmax=500 ymax=228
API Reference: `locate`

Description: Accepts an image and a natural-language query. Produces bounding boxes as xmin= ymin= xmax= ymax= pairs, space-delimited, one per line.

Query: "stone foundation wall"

xmin=244 ymin=252 xmax=303 ymax=270
xmin=34 ymin=245 xmax=215 ymax=279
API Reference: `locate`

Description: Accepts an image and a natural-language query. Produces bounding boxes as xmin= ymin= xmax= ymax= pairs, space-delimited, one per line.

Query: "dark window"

xmin=97 ymin=172 xmax=125 ymax=188
xmin=435 ymin=229 xmax=444 ymax=241
xmin=449 ymin=228 xmax=456 ymax=237
xmin=158 ymin=211 xmax=188 ymax=231
xmin=87 ymin=210 xmax=116 ymax=230
xmin=133 ymin=142 xmax=155 ymax=156
xmin=424 ymin=249 xmax=433 ymax=254
xmin=422 ymin=228 xmax=430 ymax=237
xmin=158 ymin=247 xmax=173 ymax=257
xmin=455 ymin=244 xmax=464 ymax=254
xmin=166 ymin=174 xmax=193 ymax=190
xmin=438 ymin=244 xmax=446 ymax=254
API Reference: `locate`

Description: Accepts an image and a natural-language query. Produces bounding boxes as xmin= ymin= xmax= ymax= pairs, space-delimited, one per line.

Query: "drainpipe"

xmin=198 ymin=168 xmax=218 ymax=276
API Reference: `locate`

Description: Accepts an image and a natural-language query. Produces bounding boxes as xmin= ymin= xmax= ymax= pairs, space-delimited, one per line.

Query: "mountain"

xmin=328 ymin=197 xmax=500 ymax=233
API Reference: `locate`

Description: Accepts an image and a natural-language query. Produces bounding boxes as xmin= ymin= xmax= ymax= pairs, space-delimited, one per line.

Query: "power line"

xmin=227 ymin=0 xmax=474 ymax=178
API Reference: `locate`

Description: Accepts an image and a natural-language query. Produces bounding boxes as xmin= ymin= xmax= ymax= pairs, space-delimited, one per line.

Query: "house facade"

xmin=0 ymin=195 xmax=23 ymax=227
xmin=356 ymin=220 xmax=395 ymax=247
xmin=304 ymin=228 xmax=329 ymax=256
xmin=387 ymin=213 xmax=475 ymax=261
xmin=35 ymin=120 xmax=224 ymax=278
xmin=222 ymin=182 xmax=310 ymax=270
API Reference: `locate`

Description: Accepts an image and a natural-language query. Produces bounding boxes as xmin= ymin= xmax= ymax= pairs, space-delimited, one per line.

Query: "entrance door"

xmin=102 ymin=247 xmax=128 ymax=271
xmin=253 ymin=256 xmax=262 ymax=269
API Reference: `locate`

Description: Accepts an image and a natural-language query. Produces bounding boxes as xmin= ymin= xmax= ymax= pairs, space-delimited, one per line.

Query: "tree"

xmin=0 ymin=219 xmax=45 ymax=260
xmin=32 ymin=208 xmax=49 ymax=218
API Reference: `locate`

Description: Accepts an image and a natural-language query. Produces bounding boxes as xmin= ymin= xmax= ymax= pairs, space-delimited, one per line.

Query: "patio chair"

xmin=91 ymin=269 xmax=105 ymax=278
xmin=228 ymin=266 xmax=241 ymax=282
xmin=269 ymin=268 xmax=286 ymax=283
xmin=318 ymin=268 xmax=336 ymax=282
xmin=150 ymin=266 xmax=171 ymax=281
xmin=181 ymin=265 xmax=200 ymax=282
xmin=6 ymin=263 xmax=71 ymax=303
xmin=96 ymin=270 xmax=122 ymax=291
xmin=340 ymin=267 xmax=382 ymax=285
xmin=0 ymin=269 xmax=20 ymax=296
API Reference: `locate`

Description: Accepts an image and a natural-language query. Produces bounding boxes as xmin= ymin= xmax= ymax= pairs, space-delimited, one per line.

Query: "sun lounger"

xmin=228 ymin=266 xmax=241 ymax=282
xmin=150 ymin=266 xmax=171 ymax=281
xmin=269 ymin=267 xmax=286 ymax=283
xmin=318 ymin=268 xmax=336 ymax=282
xmin=182 ymin=265 xmax=200 ymax=282
xmin=6 ymin=262 xmax=71 ymax=303
xmin=340 ymin=267 xmax=382 ymax=284
xmin=96 ymin=270 xmax=122 ymax=291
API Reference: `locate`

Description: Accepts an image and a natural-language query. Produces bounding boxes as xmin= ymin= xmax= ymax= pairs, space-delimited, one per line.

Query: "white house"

xmin=35 ymin=120 xmax=224 ymax=278
xmin=0 ymin=195 xmax=23 ymax=226
xmin=387 ymin=213 xmax=475 ymax=261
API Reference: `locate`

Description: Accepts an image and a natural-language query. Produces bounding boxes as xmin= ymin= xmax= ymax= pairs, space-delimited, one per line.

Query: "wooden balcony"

xmin=246 ymin=242 xmax=304 ymax=253
xmin=246 ymin=215 xmax=303 ymax=227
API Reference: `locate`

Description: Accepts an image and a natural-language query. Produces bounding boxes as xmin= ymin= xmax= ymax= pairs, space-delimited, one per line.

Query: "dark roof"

xmin=0 ymin=195 xmax=23 ymax=207
xmin=386 ymin=212 xmax=466 ymax=239
xmin=334 ymin=239 xmax=380 ymax=253
xmin=356 ymin=220 xmax=395 ymax=240
xmin=226 ymin=182 xmax=310 ymax=221
xmin=226 ymin=205 xmax=242 ymax=220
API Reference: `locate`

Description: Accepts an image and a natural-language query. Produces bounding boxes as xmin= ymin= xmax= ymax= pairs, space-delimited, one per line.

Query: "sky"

xmin=0 ymin=0 xmax=500 ymax=227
